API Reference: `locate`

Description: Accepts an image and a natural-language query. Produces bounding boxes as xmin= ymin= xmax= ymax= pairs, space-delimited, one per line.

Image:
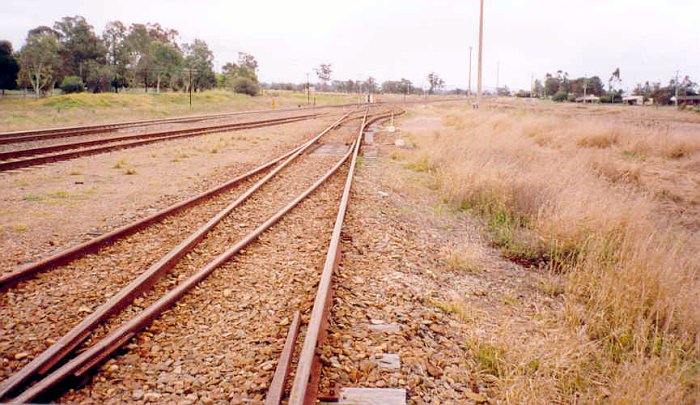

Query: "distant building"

xmin=575 ymin=95 xmax=600 ymax=103
xmin=623 ymin=95 xmax=644 ymax=105
xmin=671 ymin=95 xmax=700 ymax=106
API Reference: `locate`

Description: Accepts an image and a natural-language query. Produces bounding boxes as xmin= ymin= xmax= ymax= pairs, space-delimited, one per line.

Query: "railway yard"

xmin=0 ymin=100 xmax=492 ymax=404
xmin=1 ymin=98 xmax=698 ymax=404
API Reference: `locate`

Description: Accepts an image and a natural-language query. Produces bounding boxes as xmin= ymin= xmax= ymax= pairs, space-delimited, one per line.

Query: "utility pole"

xmin=468 ymin=46 xmax=473 ymax=97
xmin=188 ymin=68 xmax=192 ymax=109
xmin=675 ymin=70 xmax=680 ymax=108
xmin=496 ymin=61 xmax=500 ymax=93
xmin=306 ymin=73 xmax=310 ymax=106
xmin=476 ymin=0 xmax=484 ymax=106
xmin=530 ymin=73 xmax=534 ymax=98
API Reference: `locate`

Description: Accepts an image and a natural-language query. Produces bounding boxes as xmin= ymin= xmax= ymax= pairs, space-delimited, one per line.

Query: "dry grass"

xmin=405 ymin=101 xmax=700 ymax=403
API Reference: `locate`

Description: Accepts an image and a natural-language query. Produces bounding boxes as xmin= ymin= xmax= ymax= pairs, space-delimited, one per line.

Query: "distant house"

xmin=623 ymin=95 xmax=644 ymax=105
xmin=671 ymin=95 xmax=700 ymax=106
xmin=575 ymin=95 xmax=600 ymax=103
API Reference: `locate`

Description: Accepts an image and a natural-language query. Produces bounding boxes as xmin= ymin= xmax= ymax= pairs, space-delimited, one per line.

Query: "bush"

xmin=552 ymin=90 xmax=568 ymax=102
xmin=60 ymin=76 xmax=84 ymax=94
xmin=230 ymin=77 xmax=259 ymax=96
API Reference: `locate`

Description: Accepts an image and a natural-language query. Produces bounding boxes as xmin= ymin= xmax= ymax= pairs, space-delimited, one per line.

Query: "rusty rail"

xmin=264 ymin=108 xmax=403 ymax=404
xmin=0 ymin=114 xmax=319 ymax=171
xmin=5 ymin=120 xmax=362 ymax=403
xmin=0 ymin=112 xmax=354 ymax=401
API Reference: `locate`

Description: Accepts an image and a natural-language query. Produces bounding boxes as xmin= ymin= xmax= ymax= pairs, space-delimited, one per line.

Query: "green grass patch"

xmin=22 ymin=194 xmax=43 ymax=201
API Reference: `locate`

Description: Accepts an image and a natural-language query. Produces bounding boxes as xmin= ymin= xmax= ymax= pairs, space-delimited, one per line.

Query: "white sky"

xmin=2 ymin=0 xmax=699 ymax=91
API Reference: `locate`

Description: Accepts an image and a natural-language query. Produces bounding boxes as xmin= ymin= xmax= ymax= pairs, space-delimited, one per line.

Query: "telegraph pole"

xmin=468 ymin=46 xmax=473 ymax=97
xmin=188 ymin=69 xmax=192 ymax=109
xmin=496 ymin=61 xmax=500 ymax=93
xmin=476 ymin=0 xmax=484 ymax=106
xmin=675 ymin=70 xmax=680 ymax=107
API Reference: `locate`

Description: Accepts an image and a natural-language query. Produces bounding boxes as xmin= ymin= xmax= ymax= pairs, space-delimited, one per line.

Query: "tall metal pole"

xmin=468 ymin=46 xmax=473 ymax=97
xmin=477 ymin=0 xmax=484 ymax=106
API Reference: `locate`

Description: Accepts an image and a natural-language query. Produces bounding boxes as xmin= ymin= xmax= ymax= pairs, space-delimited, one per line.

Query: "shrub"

xmin=230 ymin=77 xmax=259 ymax=96
xmin=552 ymin=90 xmax=568 ymax=102
xmin=60 ymin=76 xmax=84 ymax=94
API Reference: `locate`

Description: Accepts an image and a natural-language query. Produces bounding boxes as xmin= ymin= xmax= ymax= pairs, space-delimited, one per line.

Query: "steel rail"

xmin=7 ymin=126 xmax=361 ymax=404
xmin=0 ymin=103 xmax=361 ymax=143
xmin=1 ymin=131 xmax=304 ymax=289
xmin=286 ymin=109 xmax=403 ymax=404
xmin=0 ymin=114 xmax=318 ymax=172
xmin=0 ymin=113 xmax=319 ymax=161
xmin=0 ymin=112 xmax=354 ymax=401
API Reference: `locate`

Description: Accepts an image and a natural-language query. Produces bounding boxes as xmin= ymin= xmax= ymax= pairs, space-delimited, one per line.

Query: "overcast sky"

xmin=2 ymin=0 xmax=699 ymax=91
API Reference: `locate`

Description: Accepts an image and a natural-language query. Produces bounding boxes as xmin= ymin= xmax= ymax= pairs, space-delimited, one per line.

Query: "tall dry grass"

xmin=407 ymin=104 xmax=700 ymax=402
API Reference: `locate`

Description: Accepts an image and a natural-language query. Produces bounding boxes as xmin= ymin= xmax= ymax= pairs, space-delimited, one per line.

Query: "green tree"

xmin=19 ymin=30 xmax=61 ymax=97
xmin=53 ymin=16 xmax=107 ymax=81
xmin=608 ymin=67 xmax=621 ymax=103
xmin=183 ymin=39 xmax=215 ymax=91
xmin=0 ymin=40 xmax=19 ymax=95
xmin=103 ymin=21 xmax=129 ymax=92
xmin=315 ymin=63 xmax=332 ymax=89
xmin=230 ymin=76 xmax=259 ymax=96
xmin=427 ymin=72 xmax=444 ymax=94
xmin=364 ymin=76 xmax=378 ymax=93
xmin=151 ymin=41 xmax=183 ymax=93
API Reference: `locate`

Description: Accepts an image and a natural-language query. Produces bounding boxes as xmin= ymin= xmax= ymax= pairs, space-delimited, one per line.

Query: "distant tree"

xmin=103 ymin=21 xmax=129 ymax=92
xmin=84 ymin=60 xmax=113 ymax=92
xmin=533 ymin=79 xmax=543 ymax=98
xmin=314 ymin=63 xmax=332 ymax=88
xmin=60 ymin=75 xmax=84 ymax=93
xmin=183 ymin=39 xmax=215 ymax=91
xmin=608 ymin=67 xmax=621 ymax=102
xmin=427 ymin=72 xmax=444 ymax=94
xmin=151 ymin=41 xmax=183 ymax=92
xmin=364 ymin=76 xmax=378 ymax=93
xmin=543 ymin=73 xmax=559 ymax=97
xmin=0 ymin=41 xmax=19 ymax=95
xmin=221 ymin=52 xmax=259 ymax=87
xmin=53 ymin=16 xmax=107 ymax=81
xmin=496 ymin=86 xmax=511 ymax=96
xmin=552 ymin=89 xmax=568 ymax=102
xmin=587 ymin=76 xmax=605 ymax=96
xmin=18 ymin=30 xmax=61 ymax=96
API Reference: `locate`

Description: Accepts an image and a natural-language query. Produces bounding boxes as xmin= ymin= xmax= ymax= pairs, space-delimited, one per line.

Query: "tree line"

xmin=517 ymin=68 xmax=698 ymax=105
xmin=0 ymin=16 xmax=260 ymax=96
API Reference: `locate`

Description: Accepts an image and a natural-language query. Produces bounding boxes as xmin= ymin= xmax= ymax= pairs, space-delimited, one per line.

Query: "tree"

xmin=19 ymin=30 xmax=60 ymax=97
xmin=364 ymin=76 xmax=378 ymax=94
xmin=533 ymin=79 xmax=544 ymax=98
xmin=314 ymin=63 xmax=332 ymax=88
xmin=543 ymin=73 xmax=559 ymax=97
xmin=237 ymin=52 xmax=258 ymax=82
xmin=103 ymin=21 xmax=129 ymax=92
xmin=0 ymin=41 xmax=19 ymax=95
xmin=53 ymin=16 xmax=107 ymax=81
xmin=151 ymin=41 xmax=182 ymax=92
xmin=608 ymin=67 xmax=621 ymax=103
xmin=183 ymin=39 xmax=215 ymax=91
xmin=427 ymin=72 xmax=444 ymax=94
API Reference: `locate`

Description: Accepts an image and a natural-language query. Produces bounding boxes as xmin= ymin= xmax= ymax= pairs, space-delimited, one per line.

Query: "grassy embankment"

xmin=402 ymin=101 xmax=700 ymax=403
xmin=0 ymin=90 xmax=357 ymax=132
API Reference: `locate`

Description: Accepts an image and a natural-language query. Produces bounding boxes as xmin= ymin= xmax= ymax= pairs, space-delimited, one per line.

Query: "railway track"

xmin=0 ymin=104 xmax=358 ymax=146
xmin=0 ymin=107 xmax=400 ymax=403
xmin=0 ymin=112 xmax=323 ymax=172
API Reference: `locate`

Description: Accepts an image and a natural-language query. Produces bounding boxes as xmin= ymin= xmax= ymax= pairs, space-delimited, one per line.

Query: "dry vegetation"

xmin=0 ymin=90 xmax=358 ymax=131
xmin=402 ymin=101 xmax=700 ymax=403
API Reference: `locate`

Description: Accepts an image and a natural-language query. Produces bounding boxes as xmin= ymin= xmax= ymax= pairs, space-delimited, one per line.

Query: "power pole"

xmin=675 ymin=70 xmax=680 ymax=108
xmin=468 ymin=46 xmax=473 ymax=97
xmin=188 ymin=68 xmax=192 ymax=109
xmin=476 ymin=0 xmax=484 ymax=106
xmin=306 ymin=73 xmax=310 ymax=106
xmin=496 ymin=61 xmax=500 ymax=93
